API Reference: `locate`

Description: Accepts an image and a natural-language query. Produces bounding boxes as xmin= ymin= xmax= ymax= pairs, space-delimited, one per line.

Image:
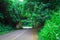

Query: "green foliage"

xmin=20 ymin=2 xmax=52 ymax=27
xmin=38 ymin=7 xmax=60 ymax=40
xmin=0 ymin=0 xmax=55 ymax=28
xmin=0 ymin=0 xmax=59 ymax=35
xmin=0 ymin=0 xmax=21 ymax=34
xmin=0 ymin=22 xmax=13 ymax=35
xmin=0 ymin=13 xmax=4 ymax=19
xmin=38 ymin=20 xmax=60 ymax=40
xmin=7 ymin=0 xmax=21 ymax=23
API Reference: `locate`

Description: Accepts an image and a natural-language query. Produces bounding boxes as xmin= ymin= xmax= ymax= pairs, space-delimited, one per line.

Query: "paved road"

xmin=0 ymin=29 xmax=33 ymax=40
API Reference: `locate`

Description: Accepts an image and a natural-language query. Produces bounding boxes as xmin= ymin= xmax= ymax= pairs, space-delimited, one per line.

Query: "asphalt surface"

xmin=0 ymin=29 xmax=33 ymax=40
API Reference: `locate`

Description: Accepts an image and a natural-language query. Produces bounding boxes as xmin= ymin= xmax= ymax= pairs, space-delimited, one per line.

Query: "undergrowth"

xmin=38 ymin=7 xmax=60 ymax=40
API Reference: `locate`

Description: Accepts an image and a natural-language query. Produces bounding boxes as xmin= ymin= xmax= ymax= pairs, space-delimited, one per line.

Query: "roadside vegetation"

xmin=38 ymin=6 xmax=60 ymax=40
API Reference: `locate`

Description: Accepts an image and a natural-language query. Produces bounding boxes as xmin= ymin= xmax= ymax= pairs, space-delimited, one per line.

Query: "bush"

xmin=38 ymin=8 xmax=60 ymax=40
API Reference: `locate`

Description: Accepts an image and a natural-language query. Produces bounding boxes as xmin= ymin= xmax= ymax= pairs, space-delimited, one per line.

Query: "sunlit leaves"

xmin=38 ymin=7 xmax=60 ymax=40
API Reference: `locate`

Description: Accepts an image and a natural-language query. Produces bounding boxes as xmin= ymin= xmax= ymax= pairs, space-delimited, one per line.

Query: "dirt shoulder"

xmin=33 ymin=29 xmax=38 ymax=40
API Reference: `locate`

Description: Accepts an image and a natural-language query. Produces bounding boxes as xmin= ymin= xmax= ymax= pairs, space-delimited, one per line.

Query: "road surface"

xmin=0 ymin=29 xmax=34 ymax=40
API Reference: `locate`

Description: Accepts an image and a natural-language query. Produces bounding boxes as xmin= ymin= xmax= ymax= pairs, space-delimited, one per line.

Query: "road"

xmin=0 ymin=29 xmax=34 ymax=40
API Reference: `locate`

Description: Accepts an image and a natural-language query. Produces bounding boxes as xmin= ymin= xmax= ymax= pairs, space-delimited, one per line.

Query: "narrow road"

xmin=0 ymin=29 xmax=34 ymax=40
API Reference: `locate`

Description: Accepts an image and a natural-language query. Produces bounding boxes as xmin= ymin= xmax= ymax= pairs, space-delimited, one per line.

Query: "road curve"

xmin=0 ymin=29 xmax=33 ymax=40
